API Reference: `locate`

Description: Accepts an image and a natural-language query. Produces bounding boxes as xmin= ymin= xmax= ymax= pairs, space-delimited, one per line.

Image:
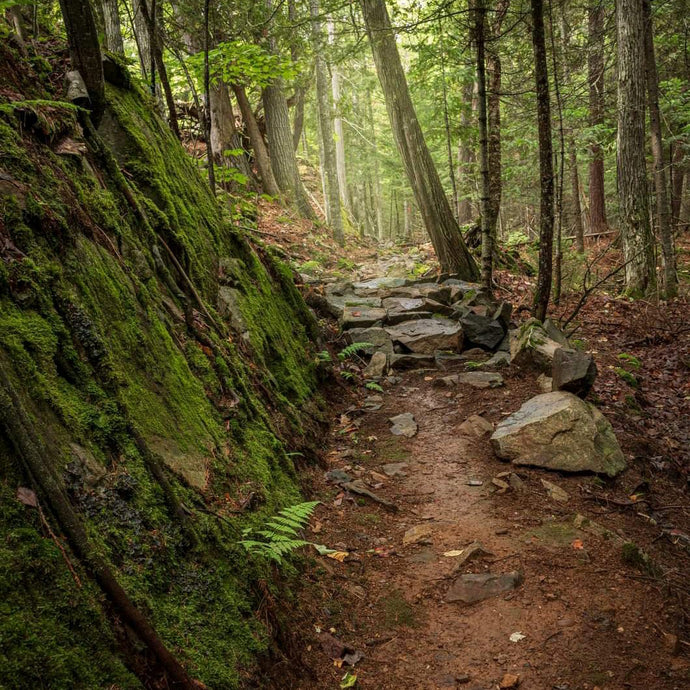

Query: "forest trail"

xmin=287 ymin=271 xmax=689 ymax=690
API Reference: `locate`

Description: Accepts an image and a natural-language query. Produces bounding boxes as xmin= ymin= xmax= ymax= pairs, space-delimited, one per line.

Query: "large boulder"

xmin=459 ymin=312 xmax=506 ymax=350
xmin=385 ymin=318 xmax=463 ymax=354
xmin=341 ymin=306 xmax=387 ymax=329
xmin=390 ymin=283 xmax=453 ymax=304
xmin=325 ymin=293 xmax=382 ymax=319
xmin=345 ymin=327 xmax=394 ymax=354
xmin=552 ymin=347 xmax=597 ymax=397
xmin=490 ymin=391 xmax=626 ymax=476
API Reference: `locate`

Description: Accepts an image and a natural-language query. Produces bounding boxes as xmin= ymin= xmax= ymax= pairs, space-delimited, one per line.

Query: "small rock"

xmin=541 ymin=479 xmax=569 ymax=503
xmin=492 ymin=477 xmax=510 ymax=493
xmin=326 ymin=469 xmax=351 ymax=484
xmin=508 ymin=473 xmax=526 ymax=492
xmin=499 ymin=673 xmax=520 ymax=688
xmin=460 ymin=312 xmax=506 ymax=350
xmin=389 ymin=353 xmax=436 ymax=370
xmin=451 ymin=541 xmax=493 ymax=570
xmin=433 ymin=374 xmax=459 ymax=388
xmin=456 ymin=673 xmax=471 ymax=684
xmin=385 ymin=318 xmax=463 ymax=354
xmin=467 ymin=478 xmax=484 ymax=486
xmin=537 ymin=373 xmax=553 ymax=393
xmin=483 ymin=351 xmax=511 ymax=369
xmin=341 ymin=306 xmax=387 ymax=329
xmin=510 ymin=318 xmax=561 ymax=372
xmin=459 ymin=414 xmax=494 ymax=437
xmin=457 ymin=371 xmax=504 ymax=389
xmin=363 ymin=351 xmax=388 ymax=378
xmin=552 ymin=347 xmax=598 ymax=398
xmin=382 ymin=462 xmax=409 ymax=477
xmin=543 ymin=317 xmax=569 ymax=345
xmin=346 ymin=327 xmax=395 ymax=354
xmin=389 ymin=412 xmax=418 ymax=437
xmin=403 ymin=524 xmax=433 ymax=546
xmin=446 ymin=571 xmax=523 ymax=604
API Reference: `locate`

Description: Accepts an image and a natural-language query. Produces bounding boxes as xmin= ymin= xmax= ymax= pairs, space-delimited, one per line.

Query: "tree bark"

xmin=360 ymin=0 xmax=478 ymax=278
xmin=457 ymin=80 xmax=476 ymax=224
xmin=132 ymin=0 xmax=152 ymax=84
xmin=569 ymin=141 xmax=585 ymax=252
xmin=671 ymin=142 xmax=686 ymax=229
xmin=59 ymin=0 xmax=105 ymax=126
xmin=232 ymin=85 xmax=281 ymax=197
xmin=203 ymin=0 xmax=215 ymax=195
xmin=588 ymin=2 xmax=608 ymax=233
xmin=643 ymin=0 xmax=677 ymax=297
xmin=617 ymin=0 xmax=655 ymax=296
xmin=475 ymin=0 xmax=492 ymax=289
xmin=101 ymin=0 xmax=124 ymax=55
xmin=531 ymin=0 xmax=554 ymax=322
xmin=311 ymin=0 xmax=344 ymax=245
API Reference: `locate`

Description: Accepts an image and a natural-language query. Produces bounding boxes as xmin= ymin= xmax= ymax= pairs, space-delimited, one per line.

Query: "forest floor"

xmin=256 ymin=208 xmax=690 ymax=690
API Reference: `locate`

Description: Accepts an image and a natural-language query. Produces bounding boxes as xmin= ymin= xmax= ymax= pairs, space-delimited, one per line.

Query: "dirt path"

xmin=291 ymin=366 xmax=688 ymax=690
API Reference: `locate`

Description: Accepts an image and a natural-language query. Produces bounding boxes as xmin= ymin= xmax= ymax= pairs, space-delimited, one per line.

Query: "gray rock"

xmin=390 ymin=283 xmax=453 ymax=304
xmin=353 ymin=277 xmax=407 ymax=293
xmin=458 ymin=415 xmax=494 ymax=437
xmin=483 ymin=351 xmax=511 ymax=369
xmin=510 ymin=319 xmax=561 ymax=372
xmin=326 ymin=293 xmax=382 ymax=319
xmin=403 ymin=523 xmax=433 ymax=545
xmin=389 ymin=412 xmax=418 ymax=437
xmin=68 ymin=443 xmax=106 ymax=487
xmin=543 ymin=317 xmax=569 ymax=345
xmin=383 ymin=462 xmax=409 ymax=477
xmin=457 ymin=372 xmax=504 ymax=389
xmin=386 ymin=309 xmax=434 ymax=325
xmin=537 ymin=373 xmax=553 ymax=393
xmin=498 ymin=330 xmax=513 ymax=352
xmin=345 ymin=327 xmax=394 ymax=354
xmin=218 ymin=286 xmax=249 ymax=337
xmin=363 ymin=351 xmax=388 ymax=378
xmin=460 ymin=313 xmax=506 ymax=350
xmin=341 ymin=306 xmax=387 ymax=329
xmin=326 ymin=281 xmax=354 ymax=296
xmin=552 ymin=347 xmax=597 ymax=397
xmin=446 ymin=571 xmax=523 ymax=604
xmin=434 ymin=352 xmax=468 ymax=370
xmin=541 ymin=479 xmax=569 ymax=503
xmin=389 ymin=353 xmax=436 ymax=370
xmin=385 ymin=319 xmax=463 ymax=354
xmin=493 ymin=302 xmax=513 ymax=330
xmin=491 ymin=391 xmax=626 ymax=476
xmin=218 ymin=257 xmax=246 ymax=286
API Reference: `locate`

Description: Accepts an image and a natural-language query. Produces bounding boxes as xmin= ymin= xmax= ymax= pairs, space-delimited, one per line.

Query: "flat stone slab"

xmin=456 ymin=372 xmax=504 ymax=389
xmin=389 ymin=412 xmax=418 ymax=437
xmin=326 ymin=293 xmax=382 ymax=319
xmin=382 ymin=462 xmax=409 ymax=477
xmin=353 ymin=277 xmax=407 ymax=294
xmin=389 ymin=353 xmax=436 ymax=370
xmin=446 ymin=571 xmax=523 ymax=604
xmin=345 ymin=327 xmax=394 ymax=354
xmin=385 ymin=318 xmax=463 ymax=354
xmin=390 ymin=283 xmax=453 ymax=304
xmin=491 ymin=391 xmax=626 ymax=476
xmin=341 ymin=306 xmax=387 ymax=329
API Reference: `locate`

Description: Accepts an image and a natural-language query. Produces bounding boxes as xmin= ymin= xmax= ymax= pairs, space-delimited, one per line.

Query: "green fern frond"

xmin=340 ymin=370 xmax=354 ymax=380
xmin=365 ymin=381 xmax=384 ymax=392
xmin=338 ymin=342 xmax=374 ymax=360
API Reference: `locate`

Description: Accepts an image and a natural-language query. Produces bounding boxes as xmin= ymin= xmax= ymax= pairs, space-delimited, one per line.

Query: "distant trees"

xmin=361 ymin=0 xmax=478 ymax=278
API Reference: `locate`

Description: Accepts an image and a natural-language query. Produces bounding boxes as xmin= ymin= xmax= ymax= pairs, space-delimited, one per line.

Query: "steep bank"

xmin=0 ymin=42 xmax=323 ymax=688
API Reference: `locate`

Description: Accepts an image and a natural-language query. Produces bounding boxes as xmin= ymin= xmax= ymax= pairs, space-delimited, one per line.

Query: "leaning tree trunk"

xmin=531 ymin=0 xmax=554 ymax=322
xmin=588 ymin=2 xmax=608 ymax=234
xmin=475 ymin=0 xmax=492 ymax=289
xmin=232 ymin=84 xmax=281 ymax=197
xmin=311 ymin=0 xmax=344 ymax=245
xmin=59 ymin=0 xmax=105 ymax=126
xmin=361 ymin=0 xmax=478 ymax=278
xmin=617 ymin=0 xmax=656 ymax=296
xmin=643 ymin=0 xmax=677 ymax=298
xmin=101 ymin=0 xmax=124 ymax=54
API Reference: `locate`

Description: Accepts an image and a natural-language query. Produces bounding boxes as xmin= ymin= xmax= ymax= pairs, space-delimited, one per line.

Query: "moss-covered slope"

xmin=0 ymin=44 xmax=322 ymax=689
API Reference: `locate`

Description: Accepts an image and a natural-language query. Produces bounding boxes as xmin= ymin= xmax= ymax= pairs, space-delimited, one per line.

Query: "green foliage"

xmin=239 ymin=501 xmax=319 ymax=565
xmin=340 ymin=370 xmax=355 ymax=380
xmin=188 ymin=41 xmax=296 ymax=89
xmin=614 ymin=367 xmax=639 ymax=388
xmin=316 ymin=350 xmax=331 ymax=362
xmin=338 ymin=342 xmax=374 ymax=360
xmin=365 ymin=381 xmax=384 ymax=392
xmin=617 ymin=353 xmax=641 ymax=369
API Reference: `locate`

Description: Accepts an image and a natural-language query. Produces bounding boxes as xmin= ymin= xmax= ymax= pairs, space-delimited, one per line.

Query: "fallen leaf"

xmin=509 ymin=631 xmax=526 ymax=643
xmin=17 ymin=487 xmax=38 ymax=507
xmin=443 ymin=550 xmax=465 ymax=558
xmin=340 ymin=671 xmax=357 ymax=688
xmin=327 ymin=551 xmax=349 ymax=563
xmin=572 ymin=538 xmax=584 ymax=550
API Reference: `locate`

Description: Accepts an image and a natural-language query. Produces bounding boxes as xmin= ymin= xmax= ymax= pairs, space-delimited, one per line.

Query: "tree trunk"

xmin=360 ymin=0 xmax=478 ymax=278
xmin=438 ymin=18 xmax=458 ymax=219
xmin=457 ymin=80 xmax=476 ymax=224
xmin=292 ymin=87 xmax=306 ymax=151
xmin=670 ymin=142 xmax=685 ymax=229
xmin=365 ymin=81 xmax=384 ymax=240
xmin=617 ymin=0 xmax=655 ymax=296
xmin=486 ymin=0 xmax=508 ymax=243
xmin=570 ymin=141 xmax=585 ymax=252
xmin=59 ymin=0 xmax=105 ymax=126
xmin=203 ymin=0 xmax=215 ymax=194
xmin=531 ymin=0 xmax=554 ymax=322
xmin=643 ymin=0 xmax=677 ymax=297
xmin=132 ymin=0 xmax=152 ymax=84
xmin=232 ymin=85 xmax=281 ymax=197
xmin=475 ymin=0 xmax=492 ymax=289
xmin=311 ymin=0 xmax=344 ymax=245
xmin=210 ymin=81 xmax=254 ymax=183
xmin=588 ymin=2 xmax=608 ymax=233
xmin=101 ymin=0 xmax=124 ymax=54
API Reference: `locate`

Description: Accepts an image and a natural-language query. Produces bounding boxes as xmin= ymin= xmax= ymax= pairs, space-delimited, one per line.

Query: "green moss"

xmin=0 ymin=57 xmax=322 ymax=687
xmin=614 ymin=367 xmax=639 ymax=388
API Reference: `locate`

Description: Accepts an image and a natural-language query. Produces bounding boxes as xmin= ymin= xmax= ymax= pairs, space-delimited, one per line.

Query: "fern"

xmin=365 ymin=381 xmax=384 ymax=392
xmin=316 ymin=350 xmax=332 ymax=362
xmin=338 ymin=342 xmax=374 ymax=360
xmin=340 ymin=370 xmax=354 ymax=380
xmin=238 ymin=501 xmax=320 ymax=565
